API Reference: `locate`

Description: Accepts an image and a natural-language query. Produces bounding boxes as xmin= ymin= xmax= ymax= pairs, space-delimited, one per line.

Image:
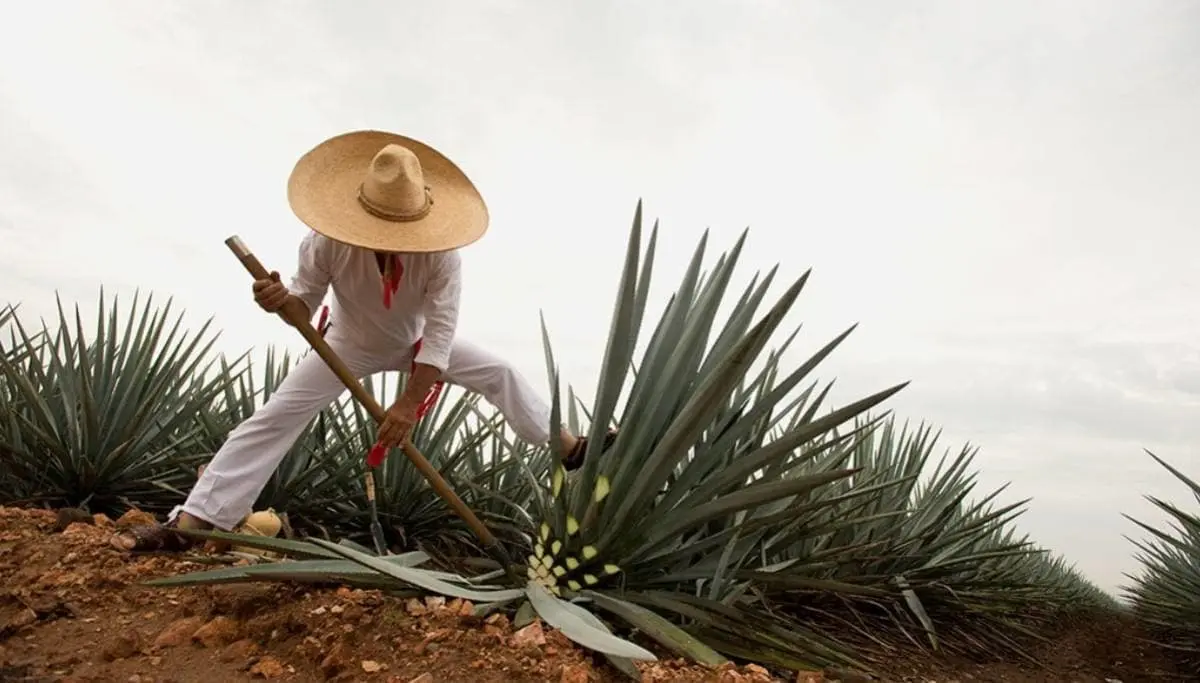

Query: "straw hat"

xmin=287 ymin=130 xmax=488 ymax=253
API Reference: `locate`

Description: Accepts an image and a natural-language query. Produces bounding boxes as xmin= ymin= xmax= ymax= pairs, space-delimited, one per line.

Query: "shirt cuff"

xmin=413 ymin=343 xmax=451 ymax=373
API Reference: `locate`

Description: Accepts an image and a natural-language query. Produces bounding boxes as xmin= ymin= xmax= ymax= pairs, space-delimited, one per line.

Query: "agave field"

xmin=1 ymin=205 xmax=1197 ymax=680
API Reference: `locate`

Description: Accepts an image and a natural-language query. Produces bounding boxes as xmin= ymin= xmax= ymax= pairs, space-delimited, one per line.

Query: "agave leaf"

xmin=577 ymin=200 xmax=645 ymax=485
xmin=172 ymin=529 xmax=342 ymax=560
xmin=894 ymin=575 xmax=938 ymax=650
xmin=309 ymin=538 xmax=525 ymax=602
xmin=584 ymin=590 xmax=727 ymax=667
xmin=472 ymin=597 xmax=522 ymax=618
xmin=555 ymin=598 xmax=644 ymax=680
xmin=638 ymin=469 xmax=860 ymax=554
xmin=514 ymin=600 xmax=537 ymax=628
xmin=143 ymin=557 xmax=423 ymax=587
xmin=525 ymin=582 xmax=656 ymax=661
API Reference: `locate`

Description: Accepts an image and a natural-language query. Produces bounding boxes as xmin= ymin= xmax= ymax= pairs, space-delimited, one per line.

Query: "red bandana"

xmin=381 ymin=254 xmax=403 ymax=309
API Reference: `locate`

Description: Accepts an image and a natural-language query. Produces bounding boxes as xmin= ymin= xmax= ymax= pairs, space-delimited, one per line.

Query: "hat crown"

xmin=288 ymin=129 xmax=488 ymax=253
xmin=358 ymin=144 xmax=433 ymax=222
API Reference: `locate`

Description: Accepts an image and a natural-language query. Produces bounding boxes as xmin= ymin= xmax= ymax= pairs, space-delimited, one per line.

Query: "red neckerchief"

xmin=381 ymin=253 xmax=403 ymax=309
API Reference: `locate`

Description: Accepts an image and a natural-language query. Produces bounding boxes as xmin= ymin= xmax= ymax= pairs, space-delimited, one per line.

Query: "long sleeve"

xmin=413 ymin=250 xmax=462 ymax=372
xmin=288 ymin=231 xmax=333 ymax=317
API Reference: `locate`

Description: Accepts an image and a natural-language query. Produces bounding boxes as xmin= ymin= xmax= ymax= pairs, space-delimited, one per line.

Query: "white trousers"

xmin=174 ymin=334 xmax=552 ymax=530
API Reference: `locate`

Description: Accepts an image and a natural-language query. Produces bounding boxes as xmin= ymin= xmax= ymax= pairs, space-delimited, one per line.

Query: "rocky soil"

xmin=0 ymin=507 xmax=1185 ymax=682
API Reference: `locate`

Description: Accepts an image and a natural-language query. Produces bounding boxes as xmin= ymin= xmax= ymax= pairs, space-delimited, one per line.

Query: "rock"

xmin=795 ymin=671 xmax=825 ymax=683
xmin=320 ymin=643 xmax=350 ymax=678
xmin=716 ymin=663 xmax=745 ymax=683
xmin=413 ymin=629 xmax=450 ymax=655
xmin=511 ymin=621 xmax=547 ymax=648
xmin=560 ymin=663 xmax=590 ymax=683
xmin=193 ymin=616 xmax=240 ymax=648
xmin=101 ymin=632 xmax=142 ymax=661
xmin=744 ymin=663 xmax=772 ymax=681
xmin=153 ymin=616 xmax=206 ymax=649
xmin=115 ymin=509 xmax=158 ymax=529
xmin=5 ymin=607 xmax=38 ymax=632
xmin=219 ymin=638 xmax=260 ymax=663
xmin=62 ymin=522 xmax=94 ymax=536
xmin=55 ymin=508 xmax=93 ymax=532
xmin=423 ymin=596 xmax=446 ymax=612
xmin=361 ymin=659 xmax=386 ymax=673
xmin=93 ymin=513 xmax=115 ymax=527
xmin=250 ymin=655 xmax=287 ymax=678
xmin=405 ymin=598 xmax=427 ymax=616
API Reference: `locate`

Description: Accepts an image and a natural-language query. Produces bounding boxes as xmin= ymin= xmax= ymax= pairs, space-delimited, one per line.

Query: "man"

xmin=113 ymin=130 xmax=611 ymax=552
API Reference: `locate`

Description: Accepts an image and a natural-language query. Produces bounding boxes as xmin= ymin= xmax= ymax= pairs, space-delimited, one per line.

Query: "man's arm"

xmin=404 ymin=250 xmax=462 ymax=400
xmin=285 ymin=232 xmax=334 ymax=325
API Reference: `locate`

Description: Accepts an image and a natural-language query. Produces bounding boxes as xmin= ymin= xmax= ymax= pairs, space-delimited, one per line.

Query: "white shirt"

xmin=287 ymin=231 xmax=461 ymax=372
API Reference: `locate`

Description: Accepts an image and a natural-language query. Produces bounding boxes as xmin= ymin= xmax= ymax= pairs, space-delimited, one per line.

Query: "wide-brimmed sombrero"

xmin=287 ymin=130 xmax=488 ymax=253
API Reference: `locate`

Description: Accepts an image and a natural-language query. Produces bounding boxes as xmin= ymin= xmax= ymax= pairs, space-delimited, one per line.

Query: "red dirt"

xmin=0 ymin=507 xmax=1186 ymax=683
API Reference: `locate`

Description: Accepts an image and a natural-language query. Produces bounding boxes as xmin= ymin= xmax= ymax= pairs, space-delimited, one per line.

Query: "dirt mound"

xmin=0 ymin=507 xmax=782 ymax=682
xmin=0 ymin=507 xmax=1187 ymax=682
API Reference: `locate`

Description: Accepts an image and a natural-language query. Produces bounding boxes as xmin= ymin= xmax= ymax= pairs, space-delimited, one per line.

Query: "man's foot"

xmin=563 ymin=429 xmax=618 ymax=471
xmin=109 ymin=518 xmax=198 ymax=553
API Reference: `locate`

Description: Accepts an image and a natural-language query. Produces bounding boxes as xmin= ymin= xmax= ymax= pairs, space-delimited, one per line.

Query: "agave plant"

xmin=748 ymin=419 xmax=1120 ymax=665
xmin=0 ymin=291 xmax=242 ymax=514
xmin=148 ymin=203 xmax=911 ymax=677
xmin=1123 ymin=451 xmax=1200 ymax=670
xmin=0 ymin=303 xmax=30 ymax=501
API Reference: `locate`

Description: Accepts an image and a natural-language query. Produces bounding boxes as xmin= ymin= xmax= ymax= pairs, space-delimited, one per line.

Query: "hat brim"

xmin=287 ymin=130 xmax=488 ymax=253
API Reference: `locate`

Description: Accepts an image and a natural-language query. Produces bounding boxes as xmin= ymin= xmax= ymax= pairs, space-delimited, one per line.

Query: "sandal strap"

xmin=124 ymin=523 xmax=195 ymax=553
xmin=564 ymin=429 xmax=619 ymax=472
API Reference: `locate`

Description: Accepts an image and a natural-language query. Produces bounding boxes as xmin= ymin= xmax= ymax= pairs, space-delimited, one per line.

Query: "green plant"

xmin=0 ymin=291 xmax=243 ymax=515
xmin=0 ymin=303 xmax=26 ymax=501
xmin=1123 ymin=451 xmax=1200 ymax=670
xmin=750 ymin=419 xmax=1120 ymax=664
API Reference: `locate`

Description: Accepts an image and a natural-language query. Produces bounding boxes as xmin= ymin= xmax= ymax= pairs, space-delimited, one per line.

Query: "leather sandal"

xmin=564 ymin=429 xmax=618 ymax=471
xmin=110 ymin=519 xmax=197 ymax=553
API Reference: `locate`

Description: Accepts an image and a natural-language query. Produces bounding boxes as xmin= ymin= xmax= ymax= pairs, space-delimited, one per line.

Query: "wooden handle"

xmin=224 ymin=235 xmax=499 ymax=548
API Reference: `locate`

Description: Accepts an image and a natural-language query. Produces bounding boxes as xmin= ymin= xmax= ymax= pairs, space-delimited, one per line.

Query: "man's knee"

xmin=474 ymin=359 xmax=523 ymax=399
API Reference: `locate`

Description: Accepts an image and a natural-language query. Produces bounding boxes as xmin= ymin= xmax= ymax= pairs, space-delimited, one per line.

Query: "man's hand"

xmin=377 ymin=396 xmax=420 ymax=449
xmin=376 ymin=363 xmax=443 ymax=449
xmin=253 ymin=271 xmax=290 ymax=313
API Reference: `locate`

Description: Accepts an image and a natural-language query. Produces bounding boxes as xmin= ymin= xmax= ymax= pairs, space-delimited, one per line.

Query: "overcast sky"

xmin=2 ymin=0 xmax=1198 ymax=593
